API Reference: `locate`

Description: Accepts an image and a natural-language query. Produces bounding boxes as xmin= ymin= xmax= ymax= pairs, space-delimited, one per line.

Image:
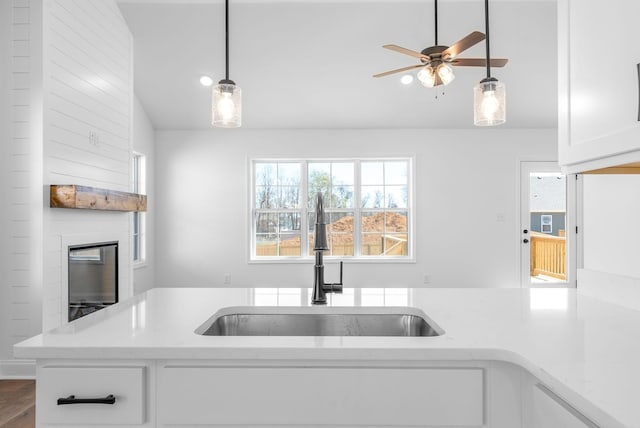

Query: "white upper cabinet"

xmin=558 ymin=0 xmax=640 ymax=173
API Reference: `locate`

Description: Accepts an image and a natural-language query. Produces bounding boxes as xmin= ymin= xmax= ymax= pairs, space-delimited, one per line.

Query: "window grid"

xmin=252 ymin=158 xmax=412 ymax=261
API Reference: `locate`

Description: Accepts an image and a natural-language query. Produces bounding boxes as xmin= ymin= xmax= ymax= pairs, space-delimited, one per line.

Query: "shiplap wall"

xmin=1 ymin=0 xmax=134 ymax=373
xmin=41 ymin=0 xmax=133 ymax=331
xmin=0 ymin=0 xmax=45 ymax=378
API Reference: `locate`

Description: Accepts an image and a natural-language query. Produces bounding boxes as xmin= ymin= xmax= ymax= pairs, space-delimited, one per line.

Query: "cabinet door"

xmin=158 ymin=366 xmax=484 ymax=426
xmin=37 ymin=366 xmax=146 ymax=426
xmin=531 ymin=384 xmax=599 ymax=428
xmin=558 ymin=0 xmax=640 ymax=171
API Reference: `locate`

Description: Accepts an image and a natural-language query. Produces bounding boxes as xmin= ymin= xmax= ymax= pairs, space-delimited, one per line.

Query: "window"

xmin=132 ymin=153 xmax=146 ymax=263
xmin=251 ymin=158 xmax=412 ymax=261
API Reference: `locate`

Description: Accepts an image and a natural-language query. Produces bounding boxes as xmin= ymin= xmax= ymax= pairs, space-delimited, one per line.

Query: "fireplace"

xmin=68 ymin=241 xmax=119 ymax=321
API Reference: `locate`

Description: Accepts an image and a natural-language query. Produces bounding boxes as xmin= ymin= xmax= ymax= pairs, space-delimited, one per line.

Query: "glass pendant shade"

xmin=474 ymin=78 xmax=505 ymax=126
xmin=417 ymin=66 xmax=436 ymax=88
xmin=212 ymin=81 xmax=241 ymax=128
xmin=417 ymin=63 xmax=455 ymax=88
xmin=437 ymin=63 xmax=455 ymax=85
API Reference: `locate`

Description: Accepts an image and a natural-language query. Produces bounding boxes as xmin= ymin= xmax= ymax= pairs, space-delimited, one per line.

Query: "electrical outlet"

xmin=223 ymin=274 xmax=231 ymax=285
xmin=423 ymin=274 xmax=431 ymax=284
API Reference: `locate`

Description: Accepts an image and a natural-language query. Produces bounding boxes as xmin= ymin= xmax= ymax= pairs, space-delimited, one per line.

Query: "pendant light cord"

xmin=225 ymin=0 xmax=230 ymax=81
xmin=484 ymin=0 xmax=491 ymax=79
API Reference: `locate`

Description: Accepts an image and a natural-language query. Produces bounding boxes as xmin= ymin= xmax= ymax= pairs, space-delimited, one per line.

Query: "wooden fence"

xmin=256 ymin=236 xmax=407 ymax=257
xmin=530 ymin=232 xmax=566 ymax=280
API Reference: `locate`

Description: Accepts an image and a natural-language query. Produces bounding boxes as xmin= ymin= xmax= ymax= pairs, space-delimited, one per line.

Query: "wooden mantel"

xmin=50 ymin=185 xmax=147 ymax=212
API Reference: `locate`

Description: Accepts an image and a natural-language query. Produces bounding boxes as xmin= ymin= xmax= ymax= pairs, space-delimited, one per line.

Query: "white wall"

xmin=582 ymin=174 xmax=640 ymax=278
xmin=578 ymin=174 xmax=640 ymax=310
xmin=155 ymin=128 xmax=556 ymax=290
xmin=41 ymin=0 xmax=133 ymax=331
xmin=132 ymin=96 xmax=156 ymax=294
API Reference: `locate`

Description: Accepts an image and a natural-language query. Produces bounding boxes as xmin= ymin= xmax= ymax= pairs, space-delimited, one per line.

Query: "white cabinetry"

xmin=36 ymin=361 xmax=153 ymax=427
xmin=529 ymin=384 xmax=599 ymax=428
xmin=558 ymin=0 xmax=640 ymax=173
xmin=34 ymin=359 xmax=604 ymax=428
xmin=157 ymin=364 xmax=484 ymax=427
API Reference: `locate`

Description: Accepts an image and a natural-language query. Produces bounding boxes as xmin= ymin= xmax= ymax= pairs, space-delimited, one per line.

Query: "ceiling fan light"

xmin=474 ymin=78 xmax=505 ymax=126
xmin=437 ymin=63 xmax=455 ymax=86
xmin=417 ymin=66 xmax=436 ymax=88
xmin=212 ymin=81 xmax=242 ymax=128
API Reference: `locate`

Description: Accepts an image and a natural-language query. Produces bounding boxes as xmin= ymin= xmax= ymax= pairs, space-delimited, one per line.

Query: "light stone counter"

xmin=14 ymin=287 xmax=640 ymax=428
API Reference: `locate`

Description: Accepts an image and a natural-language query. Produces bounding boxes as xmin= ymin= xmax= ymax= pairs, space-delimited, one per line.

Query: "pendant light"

xmin=212 ymin=0 xmax=241 ymax=128
xmin=474 ymin=0 xmax=505 ymax=126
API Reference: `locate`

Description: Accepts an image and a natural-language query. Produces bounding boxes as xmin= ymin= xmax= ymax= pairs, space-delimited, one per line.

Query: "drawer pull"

xmin=57 ymin=394 xmax=116 ymax=405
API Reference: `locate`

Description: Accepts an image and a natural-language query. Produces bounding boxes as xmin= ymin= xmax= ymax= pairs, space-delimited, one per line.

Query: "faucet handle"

xmin=323 ymin=261 xmax=343 ymax=294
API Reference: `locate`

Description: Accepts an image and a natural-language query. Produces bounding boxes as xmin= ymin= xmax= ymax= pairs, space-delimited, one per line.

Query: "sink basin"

xmin=195 ymin=307 xmax=444 ymax=337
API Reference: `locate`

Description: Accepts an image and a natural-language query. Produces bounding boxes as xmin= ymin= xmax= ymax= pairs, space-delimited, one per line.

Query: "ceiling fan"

xmin=374 ymin=0 xmax=508 ymax=87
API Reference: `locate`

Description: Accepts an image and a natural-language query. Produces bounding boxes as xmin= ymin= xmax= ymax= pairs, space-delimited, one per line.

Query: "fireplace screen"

xmin=68 ymin=241 xmax=118 ymax=321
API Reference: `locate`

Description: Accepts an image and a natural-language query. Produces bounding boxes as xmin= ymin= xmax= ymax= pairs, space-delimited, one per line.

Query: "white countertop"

xmin=14 ymin=287 xmax=640 ymax=428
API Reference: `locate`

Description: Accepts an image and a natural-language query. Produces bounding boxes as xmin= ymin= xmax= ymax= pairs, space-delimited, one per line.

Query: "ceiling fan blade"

xmin=383 ymin=44 xmax=429 ymax=61
xmin=373 ymin=63 xmax=425 ymax=78
xmin=450 ymin=58 xmax=509 ymax=67
xmin=441 ymin=31 xmax=485 ymax=59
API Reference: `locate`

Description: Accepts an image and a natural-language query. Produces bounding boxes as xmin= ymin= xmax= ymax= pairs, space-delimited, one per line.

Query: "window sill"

xmin=133 ymin=260 xmax=147 ymax=269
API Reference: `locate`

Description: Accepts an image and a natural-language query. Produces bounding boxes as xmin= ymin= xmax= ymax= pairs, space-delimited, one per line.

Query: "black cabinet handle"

xmin=57 ymin=394 xmax=116 ymax=405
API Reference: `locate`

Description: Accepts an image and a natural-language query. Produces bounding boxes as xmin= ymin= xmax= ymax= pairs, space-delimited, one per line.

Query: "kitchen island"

xmin=14 ymin=287 xmax=640 ymax=428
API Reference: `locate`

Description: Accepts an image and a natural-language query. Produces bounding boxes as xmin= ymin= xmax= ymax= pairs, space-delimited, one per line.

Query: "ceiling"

xmin=118 ymin=0 xmax=557 ymax=130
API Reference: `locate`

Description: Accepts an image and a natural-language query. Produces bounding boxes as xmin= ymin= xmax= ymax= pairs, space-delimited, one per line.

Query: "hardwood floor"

xmin=0 ymin=380 xmax=35 ymax=428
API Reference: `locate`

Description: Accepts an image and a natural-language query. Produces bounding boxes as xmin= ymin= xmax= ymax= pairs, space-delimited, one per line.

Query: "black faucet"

xmin=311 ymin=192 xmax=343 ymax=305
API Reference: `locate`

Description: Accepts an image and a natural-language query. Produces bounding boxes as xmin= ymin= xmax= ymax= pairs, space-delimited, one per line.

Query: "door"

xmin=520 ymin=162 xmax=577 ymax=287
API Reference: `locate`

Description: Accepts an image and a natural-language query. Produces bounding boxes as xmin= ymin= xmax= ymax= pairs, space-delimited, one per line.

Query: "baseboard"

xmin=0 ymin=359 xmax=36 ymax=379
xmin=578 ymin=269 xmax=640 ymax=311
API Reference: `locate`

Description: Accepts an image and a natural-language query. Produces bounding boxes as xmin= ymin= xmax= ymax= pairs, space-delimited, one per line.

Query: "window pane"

xmin=278 ymin=163 xmax=300 ymax=186
xmin=279 ymin=213 xmax=300 ymax=231
xmin=361 ymin=161 xmax=383 ymax=185
xmin=279 ymin=186 xmax=300 ymax=209
xmin=332 ymin=185 xmax=353 ymax=208
xmin=329 ymin=212 xmax=354 ymax=256
xmin=133 ymin=230 xmax=139 ymax=261
xmin=332 ymin=162 xmax=354 ymax=185
xmin=362 ymin=211 xmax=384 ymax=232
xmin=279 ymin=234 xmax=301 ymax=256
xmin=256 ymin=186 xmax=277 ymax=208
xmin=308 ymin=163 xmax=331 ymax=202
xmin=386 ymin=211 xmax=408 ymax=232
xmin=255 ymin=163 xmax=277 ymax=186
xmin=383 ymin=234 xmax=408 ymax=256
xmin=256 ymin=213 xmax=278 ymax=234
xmin=361 ymin=186 xmax=384 ymax=208
xmin=384 ymin=161 xmax=408 ymax=185
xmin=386 ymin=186 xmax=407 ymax=208
xmin=362 ymin=233 xmax=384 ymax=255
xmin=256 ymin=234 xmax=278 ymax=256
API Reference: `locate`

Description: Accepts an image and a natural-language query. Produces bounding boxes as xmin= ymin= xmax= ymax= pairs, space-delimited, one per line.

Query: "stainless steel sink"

xmin=195 ymin=307 xmax=444 ymax=337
